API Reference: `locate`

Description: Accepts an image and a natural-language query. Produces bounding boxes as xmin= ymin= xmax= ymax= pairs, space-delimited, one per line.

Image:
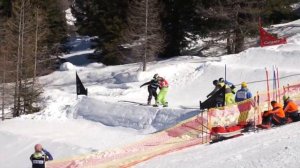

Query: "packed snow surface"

xmin=1 ymin=19 xmax=300 ymax=168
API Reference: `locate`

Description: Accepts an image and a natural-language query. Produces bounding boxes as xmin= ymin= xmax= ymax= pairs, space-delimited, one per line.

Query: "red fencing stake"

xmin=265 ymin=68 xmax=271 ymax=110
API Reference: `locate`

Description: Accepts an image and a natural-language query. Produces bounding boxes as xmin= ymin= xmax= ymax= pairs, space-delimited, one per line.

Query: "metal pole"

xmin=2 ymin=51 xmax=6 ymax=121
xmin=225 ymin=64 xmax=227 ymax=82
xmin=143 ymin=0 xmax=149 ymax=71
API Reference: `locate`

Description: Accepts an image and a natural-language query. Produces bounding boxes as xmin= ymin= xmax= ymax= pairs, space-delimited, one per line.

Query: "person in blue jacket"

xmin=235 ymin=82 xmax=253 ymax=126
xmin=235 ymin=82 xmax=252 ymax=102
xmin=30 ymin=144 xmax=53 ymax=168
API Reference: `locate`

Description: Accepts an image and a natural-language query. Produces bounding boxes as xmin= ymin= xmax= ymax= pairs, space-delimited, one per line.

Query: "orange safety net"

xmin=47 ymin=114 xmax=210 ymax=168
xmin=208 ymin=83 xmax=300 ymax=129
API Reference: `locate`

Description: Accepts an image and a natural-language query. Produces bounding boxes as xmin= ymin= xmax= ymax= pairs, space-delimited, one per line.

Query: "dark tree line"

xmin=71 ymin=0 xmax=299 ymax=66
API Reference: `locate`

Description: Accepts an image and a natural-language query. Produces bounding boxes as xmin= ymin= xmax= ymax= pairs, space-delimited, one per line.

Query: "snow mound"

xmin=60 ymin=62 xmax=76 ymax=71
xmin=76 ymin=97 xmax=199 ymax=132
xmin=86 ymin=63 xmax=105 ymax=69
xmin=114 ymin=72 xmax=141 ymax=83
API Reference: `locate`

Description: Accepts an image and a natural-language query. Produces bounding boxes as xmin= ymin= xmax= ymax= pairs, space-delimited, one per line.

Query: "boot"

xmin=153 ymin=101 xmax=159 ymax=107
xmin=163 ymin=102 xmax=168 ymax=107
xmin=147 ymin=100 xmax=151 ymax=105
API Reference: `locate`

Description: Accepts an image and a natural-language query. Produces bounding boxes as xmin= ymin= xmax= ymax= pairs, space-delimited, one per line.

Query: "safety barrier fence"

xmin=47 ymin=114 xmax=210 ymax=168
xmin=47 ymin=82 xmax=300 ymax=168
xmin=208 ymin=82 xmax=300 ymax=131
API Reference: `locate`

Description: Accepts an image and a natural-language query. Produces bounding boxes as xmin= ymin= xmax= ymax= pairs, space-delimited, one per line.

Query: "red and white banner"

xmin=259 ymin=27 xmax=287 ymax=47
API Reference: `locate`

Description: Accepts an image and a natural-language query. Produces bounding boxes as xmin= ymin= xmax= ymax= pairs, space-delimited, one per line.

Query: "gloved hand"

xmin=140 ymin=85 xmax=143 ymax=88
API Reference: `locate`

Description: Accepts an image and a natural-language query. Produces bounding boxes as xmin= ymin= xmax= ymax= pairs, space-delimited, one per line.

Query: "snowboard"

xmin=118 ymin=100 xmax=150 ymax=106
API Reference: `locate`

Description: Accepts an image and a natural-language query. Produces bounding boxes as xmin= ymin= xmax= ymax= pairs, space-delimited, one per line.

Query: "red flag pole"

xmin=265 ymin=68 xmax=270 ymax=110
xmin=276 ymin=66 xmax=280 ymax=102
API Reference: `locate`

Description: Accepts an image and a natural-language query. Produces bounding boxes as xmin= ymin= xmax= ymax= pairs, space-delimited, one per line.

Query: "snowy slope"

xmin=1 ymin=19 xmax=300 ymax=168
xmin=137 ymin=122 xmax=300 ymax=168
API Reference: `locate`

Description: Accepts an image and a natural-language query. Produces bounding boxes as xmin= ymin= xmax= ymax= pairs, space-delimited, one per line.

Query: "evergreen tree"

xmin=122 ymin=0 xmax=165 ymax=71
xmin=161 ymin=0 xmax=205 ymax=57
xmin=197 ymin=0 xmax=267 ymax=54
xmin=33 ymin=0 xmax=67 ymax=46
xmin=72 ymin=0 xmax=128 ymax=65
xmin=263 ymin=0 xmax=299 ymax=24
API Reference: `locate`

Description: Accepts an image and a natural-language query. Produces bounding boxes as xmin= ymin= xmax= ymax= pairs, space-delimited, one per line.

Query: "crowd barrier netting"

xmin=208 ymin=82 xmax=300 ymax=130
xmin=47 ymin=83 xmax=300 ymax=168
xmin=47 ymin=113 xmax=210 ymax=168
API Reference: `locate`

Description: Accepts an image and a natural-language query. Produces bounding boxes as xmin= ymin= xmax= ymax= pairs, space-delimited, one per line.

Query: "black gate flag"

xmin=76 ymin=72 xmax=88 ymax=96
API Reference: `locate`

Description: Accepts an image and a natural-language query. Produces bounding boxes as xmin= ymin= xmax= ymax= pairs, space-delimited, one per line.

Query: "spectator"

xmin=30 ymin=144 xmax=53 ymax=168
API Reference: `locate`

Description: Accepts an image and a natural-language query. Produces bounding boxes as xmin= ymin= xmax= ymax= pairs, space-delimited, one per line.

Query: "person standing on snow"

xmin=218 ymin=77 xmax=235 ymax=105
xmin=225 ymin=87 xmax=235 ymax=105
xmin=207 ymin=80 xmax=224 ymax=107
xmin=235 ymin=82 xmax=253 ymax=126
xmin=207 ymin=80 xmax=220 ymax=98
xmin=155 ymin=76 xmax=169 ymax=107
xmin=30 ymin=144 xmax=53 ymax=168
xmin=235 ymin=82 xmax=252 ymax=102
xmin=219 ymin=77 xmax=236 ymax=94
xmin=140 ymin=74 xmax=160 ymax=105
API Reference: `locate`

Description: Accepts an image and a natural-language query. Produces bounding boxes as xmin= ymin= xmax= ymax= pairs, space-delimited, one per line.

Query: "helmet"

xmin=241 ymin=82 xmax=247 ymax=88
xmin=219 ymin=78 xmax=224 ymax=83
xmin=213 ymin=80 xmax=218 ymax=85
xmin=153 ymin=74 xmax=159 ymax=79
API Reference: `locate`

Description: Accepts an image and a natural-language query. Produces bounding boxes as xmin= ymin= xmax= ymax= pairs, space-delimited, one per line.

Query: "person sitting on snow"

xmin=260 ymin=101 xmax=286 ymax=129
xmin=154 ymin=76 xmax=169 ymax=107
xmin=30 ymin=144 xmax=53 ymax=168
xmin=283 ymin=96 xmax=300 ymax=122
xmin=140 ymin=74 xmax=160 ymax=105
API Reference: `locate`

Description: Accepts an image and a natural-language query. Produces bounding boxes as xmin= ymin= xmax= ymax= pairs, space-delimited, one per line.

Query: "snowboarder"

xmin=259 ymin=101 xmax=286 ymax=129
xmin=235 ymin=82 xmax=253 ymax=126
xmin=30 ymin=144 xmax=53 ymax=168
xmin=155 ymin=76 xmax=169 ymax=107
xmin=140 ymin=74 xmax=160 ymax=105
xmin=283 ymin=96 xmax=300 ymax=122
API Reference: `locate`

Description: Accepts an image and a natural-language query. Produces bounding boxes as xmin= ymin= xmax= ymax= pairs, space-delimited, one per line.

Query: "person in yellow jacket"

xmin=225 ymin=85 xmax=235 ymax=105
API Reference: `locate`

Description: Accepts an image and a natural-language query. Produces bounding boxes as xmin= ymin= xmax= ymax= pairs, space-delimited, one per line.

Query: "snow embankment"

xmin=76 ymin=97 xmax=199 ymax=132
xmin=0 ymin=119 xmax=145 ymax=168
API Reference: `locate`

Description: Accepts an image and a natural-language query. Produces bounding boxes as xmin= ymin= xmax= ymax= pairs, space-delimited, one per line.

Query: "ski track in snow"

xmin=1 ymin=20 xmax=300 ymax=168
